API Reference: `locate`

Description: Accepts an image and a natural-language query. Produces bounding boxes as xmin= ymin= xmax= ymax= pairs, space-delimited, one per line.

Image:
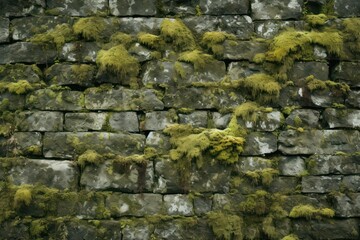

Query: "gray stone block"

xmin=179 ymin=111 xmax=208 ymax=128
xmin=0 ymin=93 xmax=26 ymax=111
xmin=45 ymin=64 xmax=96 ymax=87
xmin=251 ymin=0 xmax=303 ymax=20
xmin=65 ymin=112 xmax=107 ymax=131
xmin=236 ymin=156 xmax=273 ymax=173
xmin=342 ymin=176 xmax=360 ymax=192
xmin=0 ymin=64 xmax=42 ymax=84
xmin=217 ymin=15 xmax=254 ymax=40
xmin=0 ymin=0 xmax=45 ymax=17
xmin=228 ymin=61 xmax=263 ymax=80
xmin=289 ymin=61 xmax=329 ymax=82
xmin=308 ymin=155 xmax=360 ymax=175
xmin=109 ymin=112 xmax=139 ymax=132
xmin=223 ymin=41 xmax=268 ymax=60
xmin=154 ymin=158 xmax=182 ymax=193
xmin=269 ymin=176 xmax=299 ymax=194
xmin=333 ymin=193 xmax=360 ymax=217
xmin=199 ymin=0 xmax=249 ymax=15
xmin=193 ymin=195 xmax=212 ymax=215
xmin=0 ymin=18 xmax=9 ymax=42
xmin=183 ymin=16 xmax=219 ymax=37
xmin=110 ymin=0 xmax=156 ymax=16
xmin=12 ymin=132 xmax=42 ymax=156
xmin=332 ymin=62 xmax=360 ymax=87
xmin=123 ymin=223 xmax=152 ymax=240
xmin=302 ymin=176 xmax=341 ymax=193
xmin=323 ymin=108 xmax=360 ymax=128
xmin=47 ymin=0 xmax=108 ymax=16
xmin=128 ymin=43 xmax=153 ymax=62
xmin=285 ymin=109 xmax=320 ymax=128
xmin=118 ymin=17 xmax=162 ymax=34
xmin=163 ymin=194 xmax=193 ymax=216
xmin=242 ymin=132 xmax=277 ymax=155
xmin=212 ymin=112 xmax=231 ymax=129
xmin=16 ymin=111 xmax=63 ymax=131
xmin=61 ymin=42 xmax=100 ymax=63
xmin=278 ymin=156 xmax=306 ymax=176
xmin=347 ymin=90 xmax=360 ymax=107
xmin=142 ymin=61 xmax=176 ymax=86
xmin=239 ymin=110 xmax=283 ymax=131
xmin=144 ymin=111 xmax=177 ymax=131
xmin=146 ymin=132 xmax=171 ymax=154
xmin=255 ymin=20 xmax=298 ymax=39
xmin=334 ymin=0 xmax=360 ymax=17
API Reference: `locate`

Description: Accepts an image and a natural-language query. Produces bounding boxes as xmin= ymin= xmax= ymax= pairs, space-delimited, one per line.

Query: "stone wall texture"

xmin=0 ymin=0 xmax=360 ymax=239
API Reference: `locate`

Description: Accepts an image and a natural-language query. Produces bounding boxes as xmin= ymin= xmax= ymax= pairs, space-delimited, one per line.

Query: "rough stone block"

xmin=179 ymin=111 xmax=208 ymax=128
xmin=0 ymin=18 xmax=9 ymax=42
xmin=282 ymin=195 xmax=326 ymax=213
xmin=217 ymin=15 xmax=254 ymax=39
xmin=228 ymin=61 xmax=263 ymax=80
xmin=142 ymin=61 xmax=176 ymax=86
xmin=163 ymin=194 xmax=193 ymax=216
xmin=0 ymin=93 xmax=26 ymax=111
xmin=160 ymin=1 xmax=197 ymax=16
xmin=289 ymin=61 xmax=329 ymax=82
xmin=236 ymin=156 xmax=273 ymax=173
xmin=199 ymin=0 xmax=249 ymax=15
xmin=43 ymin=132 xmax=145 ymax=158
xmin=0 ymin=221 xmax=29 ymax=240
xmin=109 ymin=112 xmax=139 ymax=132
xmin=183 ymin=16 xmax=219 ymax=37
xmin=285 ymin=109 xmax=320 ymax=128
xmin=154 ymin=158 xmax=182 ymax=193
xmin=239 ymin=110 xmax=283 ymax=131
xmin=81 ymin=160 xmax=153 ymax=192
xmin=47 ymin=0 xmax=108 ymax=16
xmin=308 ymin=154 xmax=360 ymax=175
xmin=144 ymin=111 xmax=177 ymax=131
xmin=119 ymin=17 xmax=162 ymax=34
xmin=0 ymin=42 xmax=57 ymax=64
xmin=332 ymin=62 xmax=360 ymax=87
xmin=0 ymin=0 xmax=44 ymax=17
xmin=193 ymin=195 xmax=212 ymax=215
xmin=122 ymin=222 xmax=152 ymax=240
xmin=65 ymin=112 xmax=107 ymax=131
xmin=16 ymin=111 xmax=63 ymax=131
xmin=242 ymin=132 xmax=277 ymax=155
xmin=333 ymin=193 xmax=360 ymax=217
xmin=61 ymin=42 xmax=100 ymax=63
xmin=45 ymin=63 xmax=96 ymax=87
xmin=128 ymin=43 xmax=153 ymax=62
xmin=12 ymin=132 xmax=42 ymax=156
xmin=7 ymin=159 xmax=78 ymax=190
xmin=27 ymin=89 xmax=85 ymax=111
xmin=146 ymin=132 xmax=171 ymax=154
xmin=302 ymin=176 xmax=341 ymax=193
xmin=323 ymin=108 xmax=360 ymax=128
xmin=255 ymin=20 xmax=300 ymax=39
xmin=347 ymin=90 xmax=360 ymax=107
xmin=223 ymin=41 xmax=268 ymax=60
xmin=251 ymin=0 xmax=303 ymax=20
xmin=212 ymin=112 xmax=231 ymax=129
xmin=279 ymin=130 xmax=360 ymax=155
xmin=110 ymin=0 xmax=156 ymax=16
xmin=269 ymin=176 xmax=299 ymax=194
xmin=106 ymin=193 xmax=163 ymax=217
xmin=85 ymin=87 xmax=164 ymax=111
xmin=334 ymin=0 xmax=360 ymax=17
xmin=278 ymin=156 xmax=306 ymax=176
xmin=0 ymin=64 xmax=42 ymax=84
xmin=342 ymin=176 xmax=360 ymax=192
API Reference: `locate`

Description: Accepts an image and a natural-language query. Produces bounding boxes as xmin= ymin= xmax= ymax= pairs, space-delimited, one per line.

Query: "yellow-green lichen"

xmin=177 ymin=50 xmax=214 ymax=71
xmin=77 ymin=149 xmax=104 ymax=168
xmin=289 ymin=204 xmax=335 ymax=219
xmin=244 ymin=168 xmax=279 ymax=186
xmin=239 ymin=190 xmax=270 ymax=215
xmin=137 ymin=33 xmax=165 ymax=50
xmin=109 ymin=32 xmax=134 ymax=49
xmin=305 ymin=14 xmax=329 ymax=27
xmin=70 ymin=64 xmax=94 ymax=82
xmin=0 ymin=80 xmax=34 ymax=95
xmin=207 ymin=212 xmax=243 ymax=240
xmin=14 ymin=186 xmax=32 ymax=208
xmin=73 ymin=17 xmax=106 ymax=41
xmin=30 ymin=219 xmax=48 ymax=237
xmin=201 ymin=31 xmax=237 ymax=57
xmin=160 ymin=18 xmax=196 ymax=51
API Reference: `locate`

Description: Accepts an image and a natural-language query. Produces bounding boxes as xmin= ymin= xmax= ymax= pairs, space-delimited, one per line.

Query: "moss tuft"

xmin=77 ymin=149 xmax=104 ymax=168
xmin=160 ymin=18 xmax=196 ymax=51
xmin=305 ymin=14 xmax=329 ymax=27
xmin=137 ymin=33 xmax=165 ymax=50
xmin=30 ymin=219 xmax=48 ymax=237
xmin=306 ymin=75 xmax=350 ymax=94
xmin=244 ymin=168 xmax=279 ymax=186
xmin=109 ymin=32 xmax=134 ymax=49
xmin=239 ymin=190 xmax=270 ymax=215
xmin=343 ymin=18 xmax=360 ymax=54
xmin=70 ymin=64 xmax=94 ymax=82
xmin=281 ymin=234 xmax=300 ymax=240
xmin=14 ymin=186 xmax=32 ymax=208
xmin=0 ymin=80 xmax=33 ymax=95
xmin=207 ymin=212 xmax=243 ymax=240
xmin=289 ymin=204 xmax=335 ymax=219
xmin=177 ymin=50 xmax=214 ymax=71
xmin=201 ymin=31 xmax=236 ymax=57
xmin=73 ymin=17 xmax=106 ymax=41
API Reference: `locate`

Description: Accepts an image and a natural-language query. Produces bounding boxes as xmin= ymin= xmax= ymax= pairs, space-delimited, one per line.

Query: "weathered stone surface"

xmin=0 ymin=18 xmax=9 ymax=42
xmin=0 ymin=64 xmax=42 ymax=84
xmin=122 ymin=222 xmax=152 ymax=240
xmin=212 ymin=112 xmax=231 ymax=129
xmin=164 ymin=87 xmax=245 ymax=109
xmin=193 ymin=195 xmax=212 ymax=215
xmin=278 ymin=156 xmax=306 ymax=176
xmin=119 ymin=17 xmax=162 ymax=34
xmin=85 ymin=87 xmax=164 ymax=111
xmin=228 ymin=61 xmax=263 ymax=80
xmin=144 ymin=111 xmax=177 ymax=131
xmin=302 ymin=176 xmax=341 ymax=193
xmin=199 ymin=0 xmax=249 ymax=15
xmin=255 ymin=20 xmax=301 ymax=39
xmin=81 ymin=160 xmax=153 ymax=192
xmin=334 ymin=0 xmax=360 ymax=17
xmin=0 ymin=42 xmax=57 ymax=64
xmin=179 ymin=111 xmax=208 ymax=128
xmin=282 ymin=195 xmax=326 ymax=212
xmin=323 ymin=108 xmax=360 ymax=128
xmin=45 ymin=64 xmax=96 ymax=87
xmin=27 ymin=89 xmax=85 ymax=111
xmin=308 ymin=154 xmax=360 ymax=175
xmin=212 ymin=193 xmax=245 ymax=212
xmin=43 ymin=132 xmax=145 ymax=158
xmin=251 ymin=0 xmax=303 ymax=20
xmin=236 ymin=156 xmax=272 ymax=173
xmin=61 ymin=42 xmax=100 ymax=62
xmin=293 ymin=219 xmax=359 ymax=239
xmin=269 ymin=176 xmax=299 ymax=194
xmin=106 ymin=193 xmax=163 ymax=216
xmin=332 ymin=62 xmax=360 ymax=87
xmin=279 ymin=130 xmax=360 ymax=155
xmin=347 ymin=90 xmax=360 ymax=107
xmin=217 ymin=16 xmax=253 ymax=39
xmin=47 ymin=0 xmax=108 ymax=16
xmin=142 ymin=61 xmax=176 ymax=86
xmin=11 ymin=132 xmax=42 ymax=156
xmin=333 ymin=193 xmax=360 ymax=217
xmin=163 ymin=194 xmax=193 ymax=216
xmin=0 ymin=0 xmax=44 ymax=17
xmin=0 ymin=93 xmax=26 ymax=111
xmin=289 ymin=61 xmax=329 ymax=82
xmin=239 ymin=110 xmax=283 ymax=131
xmin=109 ymin=112 xmax=139 ymax=132
xmin=285 ymin=109 xmax=320 ymax=128
xmin=160 ymin=0 xmax=197 ymax=15
xmin=242 ymin=132 xmax=277 ymax=155
xmin=110 ymin=0 xmax=156 ymax=16
xmin=183 ymin=16 xmax=219 ymax=37
xmin=16 ymin=111 xmax=63 ymax=131
xmin=129 ymin=43 xmax=153 ymax=62
xmin=7 ymin=159 xmax=78 ymax=190
xmin=65 ymin=112 xmax=107 ymax=131
xmin=223 ymin=41 xmax=268 ymax=60
xmin=154 ymin=158 xmax=182 ymax=193
xmin=342 ymin=175 xmax=360 ymax=192
xmin=146 ymin=132 xmax=171 ymax=154
xmin=0 ymin=221 xmax=29 ymax=240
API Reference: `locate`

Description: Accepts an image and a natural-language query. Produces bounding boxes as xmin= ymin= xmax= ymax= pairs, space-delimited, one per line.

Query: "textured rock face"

xmin=251 ymin=0 xmax=303 ymax=20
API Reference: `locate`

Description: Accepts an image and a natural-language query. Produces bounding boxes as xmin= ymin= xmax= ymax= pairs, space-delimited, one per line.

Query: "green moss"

xmin=282 ymin=106 xmax=300 ymax=115
xmin=138 ymin=33 xmax=165 ymax=50
xmin=0 ymin=80 xmax=34 ymax=95
xmin=177 ymin=50 xmax=214 ymax=71
xmin=77 ymin=149 xmax=104 ymax=168
xmin=305 ymin=14 xmax=329 ymax=27
xmin=14 ymin=186 xmax=32 ymax=208
xmin=26 ymin=145 xmax=42 ymax=155
xmin=0 ymin=123 xmax=13 ymax=137
xmin=306 ymin=75 xmax=350 ymax=93
xmin=30 ymin=219 xmax=48 ymax=237
xmin=30 ymin=23 xmax=76 ymax=50
xmin=244 ymin=168 xmax=279 ymax=186
xmin=109 ymin=32 xmax=134 ymax=49
xmin=239 ymin=190 xmax=270 ymax=215
xmin=70 ymin=64 xmax=94 ymax=82
xmin=207 ymin=212 xmax=243 ymax=240
xmin=321 ymin=0 xmax=335 ymax=15
xmin=289 ymin=204 xmax=335 ymax=219
xmin=293 ymin=115 xmax=302 ymax=127
xmin=160 ymin=18 xmax=196 ymax=51
xmin=96 ymin=44 xmax=140 ymax=77
xmin=281 ymin=234 xmax=300 ymax=240
xmin=174 ymin=61 xmax=186 ymax=79
xmin=73 ymin=17 xmax=106 ymax=41
xmin=343 ymin=18 xmax=360 ymax=53
xmin=0 ymin=182 xmax=15 ymax=223
xmin=201 ymin=31 xmax=236 ymax=57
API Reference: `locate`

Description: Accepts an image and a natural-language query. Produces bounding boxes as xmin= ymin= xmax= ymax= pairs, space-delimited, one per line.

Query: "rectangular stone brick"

xmin=242 ymin=132 xmax=277 ymax=155
xmin=323 ymin=108 xmax=360 ymax=128
xmin=333 ymin=193 xmax=360 ymax=217
xmin=223 ymin=41 xmax=268 ymax=60
xmin=47 ymin=0 xmax=108 ymax=16
xmin=0 ymin=17 xmax=9 ymax=42
xmin=110 ymin=0 xmax=157 ymax=16
xmin=335 ymin=0 xmax=360 ymax=17
xmin=164 ymin=194 xmax=193 ymax=216
xmin=12 ymin=132 xmax=42 ymax=156
xmin=61 ymin=42 xmax=100 ymax=63
xmin=16 ymin=111 xmax=63 ymax=131
xmin=65 ymin=112 xmax=107 ymax=131
xmin=302 ymin=176 xmax=341 ymax=193
xmin=239 ymin=110 xmax=283 ymax=131
xmin=251 ymin=0 xmax=303 ymax=20
xmin=332 ymin=62 xmax=360 ymax=87
xmin=0 ymin=0 xmax=45 ymax=17
xmin=144 ymin=111 xmax=177 ymax=131
xmin=109 ymin=112 xmax=139 ymax=132
xmin=308 ymin=155 xmax=360 ymax=175
xmin=199 ymin=0 xmax=249 ymax=15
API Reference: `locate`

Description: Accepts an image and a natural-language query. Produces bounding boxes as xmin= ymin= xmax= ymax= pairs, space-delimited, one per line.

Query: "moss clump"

xmin=73 ymin=17 xmax=106 ymax=41
xmin=30 ymin=23 xmax=76 ymax=50
xmin=305 ymin=14 xmax=329 ymax=27
xmin=0 ymin=80 xmax=33 ymax=95
xmin=240 ymin=74 xmax=281 ymax=104
xmin=282 ymin=234 xmax=300 ymax=240
xmin=30 ymin=219 xmax=48 ymax=237
xmin=70 ymin=64 xmax=94 ymax=82
xmin=244 ymin=168 xmax=279 ymax=186
xmin=177 ymin=50 xmax=214 ymax=71
xmin=77 ymin=150 xmax=104 ymax=168
xmin=109 ymin=32 xmax=134 ymax=49
xmin=96 ymin=45 xmax=140 ymax=77
xmin=137 ymin=33 xmax=165 ymax=50
xmin=207 ymin=212 xmax=243 ymax=240
xmin=239 ymin=190 xmax=270 ymax=215
xmin=343 ymin=18 xmax=360 ymax=53
xmin=14 ymin=186 xmax=32 ymax=208
xmin=305 ymin=75 xmax=350 ymax=94
xmin=201 ymin=31 xmax=237 ymax=57
xmin=289 ymin=204 xmax=335 ymax=219
xmin=160 ymin=18 xmax=196 ymax=51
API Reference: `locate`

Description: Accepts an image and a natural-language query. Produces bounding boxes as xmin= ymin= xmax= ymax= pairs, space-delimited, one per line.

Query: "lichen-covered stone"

xmin=0 ymin=18 xmax=9 ymax=42
xmin=160 ymin=0 xmax=197 ymax=15
xmin=43 ymin=132 xmax=145 ymax=158
xmin=242 ymin=132 xmax=277 ymax=155
xmin=302 ymin=176 xmax=341 ymax=193
xmin=65 ymin=112 xmax=107 ymax=131
xmin=142 ymin=61 xmax=176 ymax=86
xmin=332 ymin=62 xmax=360 ymax=87
xmin=106 ymin=193 xmax=163 ymax=216
xmin=0 ymin=64 xmax=42 ymax=84
xmin=0 ymin=42 xmax=57 ymax=64
xmin=163 ymin=194 xmax=193 ymax=216
xmin=154 ymin=158 xmax=182 ymax=193
xmin=129 ymin=43 xmax=153 ymax=62
xmin=285 ymin=109 xmax=320 ymax=128
xmin=118 ymin=17 xmax=162 ymax=34
xmin=323 ymin=108 xmax=360 ymax=128
xmin=217 ymin=15 xmax=253 ymax=39
xmin=47 ymin=0 xmax=108 ymax=16
xmin=236 ymin=156 xmax=272 ymax=173
xmin=179 ymin=111 xmax=208 ymax=128
xmin=81 ymin=160 xmax=153 ymax=192
xmin=342 ymin=175 xmax=360 ymax=192
xmin=347 ymin=90 xmax=360 ymax=108
xmin=279 ymin=130 xmax=360 ymax=155
xmin=269 ymin=176 xmax=299 ymax=194
xmin=251 ymin=0 xmax=303 ymax=20
xmin=61 ymin=42 xmax=100 ymax=62
xmin=223 ymin=41 xmax=268 ymax=60
xmin=183 ymin=16 xmax=218 ymax=37
xmin=193 ymin=195 xmax=212 ymax=215
xmin=0 ymin=93 xmax=26 ymax=111
xmin=85 ymin=87 xmax=164 ymax=111
xmin=239 ymin=110 xmax=283 ymax=131
xmin=144 ymin=111 xmax=177 ymax=131
xmin=110 ymin=0 xmax=156 ymax=16
xmin=334 ymin=0 xmax=360 ymax=17
xmin=333 ymin=193 xmax=360 ymax=217
xmin=211 ymin=112 xmax=231 ymax=129
xmin=278 ymin=156 xmax=306 ymax=176
xmin=0 ymin=0 xmax=45 ymax=17
xmin=27 ymin=89 xmax=85 ymax=111
xmin=122 ymin=222 xmax=152 ymax=240
xmin=12 ymin=132 xmax=42 ymax=156
xmin=308 ymin=154 xmax=360 ymax=175
xmin=0 ymin=221 xmax=29 ymax=240
xmin=16 ymin=111 xmax=63 ymax=131
xmin=109 ymin=112 xmax=139 ymax=132
xmin=289 ymin=61 xmax=329 ymax=82
xmin=199 ymin=0 xmax=249 ymax=15
xmin=146 ymin=132 xmax=171 ymax=154
xmin=228 ymin=61 xmax=263 ymax=80
xmin=255 ymin=20 xmax=301 ymax=39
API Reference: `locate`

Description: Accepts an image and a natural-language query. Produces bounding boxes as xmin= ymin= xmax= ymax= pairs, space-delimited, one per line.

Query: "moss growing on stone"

xmin=96 ymin=45 xmax=140 ymax=77
xmin=109 ymin=32 xmax=134 ymax=49
xmin=305 ymin=14 xmax=329 ymax=27
xmin=30 ymin=219 xmax=48 ymax=238
xmin=70 ymin=64 xmax=94 ymax=82
xmin=73 ymin=17 xmax=106 ymax=41
xmin=160 ymin=18 xmax=196 ymax=51
xmin=282 ymin=234 xmax=300 ymax=240
xmin=207 ymin=212 xmax=243 ymax=240
xmin=289 ymin=204 xmax=335 ymax=219
xmin=201 ymin=31 xmax=237 ymax=57
xmin=239 ymin=190 xmax=270 ymax=215
xmin=177 ymin=50 xmax=214 ymax=71
xmin=77 ymin=149 xmax=104 ymax=168
xmin=305 ymin=75 xmax=350 ymax=93
xmin=244 ymin=168 xmax=279 ymax=186
xmin=343 ymin=18 xmax=360 ymax=53
xmin=14 ymin=186 xmax=32 ymax=208
xmin=137 ymin=33 xmax=165 ymax=50
xmin=0 ymin=80 xmax=34 ymax=95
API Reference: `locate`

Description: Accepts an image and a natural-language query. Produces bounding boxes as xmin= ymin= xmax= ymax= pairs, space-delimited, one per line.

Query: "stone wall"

xmin=0 ymin=0 xmax=360 ymax=239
